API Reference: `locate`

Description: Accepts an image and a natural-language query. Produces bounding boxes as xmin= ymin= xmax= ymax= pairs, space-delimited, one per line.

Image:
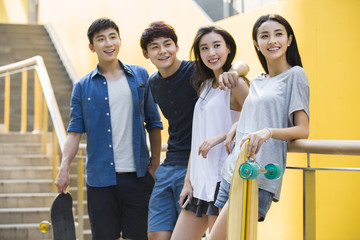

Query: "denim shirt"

xmin=67 ymin=60 xmax=163 ymax=187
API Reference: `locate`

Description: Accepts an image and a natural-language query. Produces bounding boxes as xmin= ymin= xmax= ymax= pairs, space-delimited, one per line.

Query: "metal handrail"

xmin=288 ymin=139 xmax=360 ymax=155
xmin=159 ymin=139 xmax=360 ymax=240
xmin=0 ymin=56 xmax=66 ymax=151
xmin=0 ymin=56 xmax=74 ymax=235
xmin=288 ymin=139 xmax=360 ymax=240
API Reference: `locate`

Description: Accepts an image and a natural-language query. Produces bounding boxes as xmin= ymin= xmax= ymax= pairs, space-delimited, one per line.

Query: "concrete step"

xmin=76 ymin=214 xmax=91 ymax=231
xmin=70 ymin=174 xmax=86 ymax=186
xmin=0 ymin=166 xmax=53 ymax=180
xmin=0 ymin=133 xmax=42 ymax=143
xmin=0 ymin=208 xmax=50 ymax=224
xmin=74 ymin=200 xmax=88 ymax=215
xmin=0 ymin=143 xmax=43 ymax=155
xmin=0 ymin=193 xmax=57 ymax=208
xmin=0 ymin=223 xmax=52 ymax=240
xmin=84 ymin=229 xmax=92 ymax=240
xmin=0 ymin=154 xmax=51 ymax=167
xmin=0 ymin=179 xmax=53 ymax=193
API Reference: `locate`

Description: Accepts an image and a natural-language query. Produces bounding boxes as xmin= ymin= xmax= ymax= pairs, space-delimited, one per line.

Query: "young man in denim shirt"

xmin=55 ymin=18 xmax=162 ymax=240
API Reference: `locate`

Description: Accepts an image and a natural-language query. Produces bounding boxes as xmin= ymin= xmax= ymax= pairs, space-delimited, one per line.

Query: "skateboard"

xmin=227 ymin=141 xmax=282 ymax=240
xmin=39 ymin=193 xmax=76 ymax=240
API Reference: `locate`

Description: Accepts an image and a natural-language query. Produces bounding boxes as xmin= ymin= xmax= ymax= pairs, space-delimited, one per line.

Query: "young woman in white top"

xmin=208 ymin=14 xmax=310 ymax=240
xmin=170 ymin=26 xmax=249 ymax=240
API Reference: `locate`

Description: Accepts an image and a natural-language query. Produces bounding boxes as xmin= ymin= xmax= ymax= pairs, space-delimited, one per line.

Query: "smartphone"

xmin=182 ymin=195 xmax=190 ymax=209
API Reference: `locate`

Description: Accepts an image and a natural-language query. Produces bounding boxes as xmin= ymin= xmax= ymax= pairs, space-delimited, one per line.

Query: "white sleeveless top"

xmin=190 ymin=82 xmax=240 ymax=202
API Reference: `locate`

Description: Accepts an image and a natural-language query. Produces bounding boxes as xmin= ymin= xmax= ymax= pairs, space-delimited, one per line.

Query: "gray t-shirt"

xmin=221 ymin=66 xmax=310 ymax=200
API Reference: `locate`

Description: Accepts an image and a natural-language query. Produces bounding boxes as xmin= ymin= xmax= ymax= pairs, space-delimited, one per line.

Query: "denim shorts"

xmin=87 ymin=172 xmax=154 ymax=240
xmin=214 ymin=177 xmax=274 ymax=221
xmin=148 ymin=164 xmax=187 ymax=232
xmin=214 ymin=178 xmax=230 ymax=209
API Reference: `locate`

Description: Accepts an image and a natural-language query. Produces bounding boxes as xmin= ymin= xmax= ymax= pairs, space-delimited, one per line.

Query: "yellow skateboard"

xmin=227 ymin=141 xmax=282 ymax=240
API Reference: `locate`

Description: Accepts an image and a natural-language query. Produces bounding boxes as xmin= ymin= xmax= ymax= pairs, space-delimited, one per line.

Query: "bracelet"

xmin=265 ymin=128 xmax=272 ymax=142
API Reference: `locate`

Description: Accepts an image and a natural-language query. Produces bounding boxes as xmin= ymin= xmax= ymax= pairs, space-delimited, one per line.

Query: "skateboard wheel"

xmin=239 ymin=162 xmax=259 ymax=180
xmin=39 ymin=221 xmax=51 ymax=233
xmin=264 ymin=163 xmax=282 ymax=180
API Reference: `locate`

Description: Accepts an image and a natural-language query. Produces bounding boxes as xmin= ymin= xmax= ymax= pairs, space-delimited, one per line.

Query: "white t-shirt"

xmin=190 ymin=82 xmax=240 ymax=202
xmin=107 ymin=75 xmax=136 ymax=172
xmin=221 ymin=66 xmax=310 ymax=200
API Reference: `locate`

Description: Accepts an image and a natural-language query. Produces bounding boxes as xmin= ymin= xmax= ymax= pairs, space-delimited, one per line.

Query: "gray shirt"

xmin=221 ymin=66 xmax=310 ymax=200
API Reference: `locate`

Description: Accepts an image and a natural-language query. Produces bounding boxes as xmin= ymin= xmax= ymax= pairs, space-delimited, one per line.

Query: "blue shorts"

xmin=214 ymin=178 xmax=230 ymax=209
xmin=87 ymin=172 xmax=154 ymax=240
xmin=214 ymin=177 xmax=274 ymax=221
xmin=148 ymin=164 xmax=187 ymax=232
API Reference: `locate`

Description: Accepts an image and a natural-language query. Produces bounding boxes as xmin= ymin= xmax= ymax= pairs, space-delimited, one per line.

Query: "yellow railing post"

xmin=4 ymin=74 xmax=10 ymax=132
xmin=303 ymin=168 xmax=316 ymax=240
xmin=21 ymin=70 xmax=28 ymax=133
xmin=52 ymin=127 xmax=59 ymax=192
xmin=34 ymin=70 xmax=41 ymax=132
xmin=42 ymin=94 xmax=48 ymax=154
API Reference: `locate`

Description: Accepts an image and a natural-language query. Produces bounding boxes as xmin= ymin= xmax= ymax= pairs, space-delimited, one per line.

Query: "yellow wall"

xmin=37 ymin=0 xmax=212 ymax=140
xmin=2 ymin=0 xmax=360 ymax=239
xmin=37 ymin=0 xmax=212 ymax=77
xmin=215 ymin=0 xmax=360 ymax=239
xmin=0 ymin=0 xmax=27 ymax=23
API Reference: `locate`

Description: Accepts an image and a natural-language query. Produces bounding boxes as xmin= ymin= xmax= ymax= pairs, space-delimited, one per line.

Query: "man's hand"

xmin=55 ymin=166 xmax=70 ymax=193
xmin=219 ymin=61 xmax=249 ymax=90
xmin=147 ymin=161 xmax=159 ymax=181
xmin=219 ymin=71 xmax=239 ymax=90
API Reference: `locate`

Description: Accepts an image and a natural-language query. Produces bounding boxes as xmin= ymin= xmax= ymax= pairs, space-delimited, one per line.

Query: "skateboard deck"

xmin=40 ymin=193 xmax=76 ymax=240
xmin=228 ymin=141 xmax=258 ymax=240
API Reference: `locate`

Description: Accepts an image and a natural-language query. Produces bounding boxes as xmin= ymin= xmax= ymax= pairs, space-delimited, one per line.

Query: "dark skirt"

xmin=185 ymin=182 xmax=220 ymax=217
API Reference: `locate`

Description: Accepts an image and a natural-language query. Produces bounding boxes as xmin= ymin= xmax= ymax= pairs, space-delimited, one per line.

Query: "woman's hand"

xmin=198 ymin=137 xmax=218 ymax=158
xmin=240 ymin=128 xmax=271 ymax=158
xmin=198 ymin=133 xmax=226 ymax=158
xmin=179 ymin=180 xmax=193 ymax=207
xmin=225 ymin=121 xmax=238 ymax=154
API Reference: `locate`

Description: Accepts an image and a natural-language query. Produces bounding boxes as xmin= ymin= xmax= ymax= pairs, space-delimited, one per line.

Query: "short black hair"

xmin=87 ymin=18 xmax=119 ymax=45
xmin=140 ymin=21 xmax=178 ymax=51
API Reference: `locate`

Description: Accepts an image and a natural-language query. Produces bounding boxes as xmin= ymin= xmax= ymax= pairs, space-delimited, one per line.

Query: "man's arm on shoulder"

xmin=55 ymin=132 xmax=82 ymax=193
xmin=219 ymin=61 xmax=250 ymax=90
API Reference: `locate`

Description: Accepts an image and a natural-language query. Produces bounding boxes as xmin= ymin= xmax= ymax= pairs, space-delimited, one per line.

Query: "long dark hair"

xmin=190 ymin=26 xmax=236 ymax=94
xmin=252 ymin=14 xmax=302 ymax=74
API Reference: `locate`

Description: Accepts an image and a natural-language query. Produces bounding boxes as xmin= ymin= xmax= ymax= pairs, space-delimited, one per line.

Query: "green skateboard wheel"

xmin=239 ymin=162 xmax=259 ymax=180
xmin=264 ymin=163 xmax=282 ymax=180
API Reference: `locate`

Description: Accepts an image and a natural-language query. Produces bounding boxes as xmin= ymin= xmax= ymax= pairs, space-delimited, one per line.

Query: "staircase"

xmin=0 ymin=23 xmax=73 ymax=131
xmin=0 ymin=132 xmax=91 ymax=240
xmin=0 ymin=132 xmax=54 ymax=239
xmin=0 ymin=24 xmax=94 ymax=239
